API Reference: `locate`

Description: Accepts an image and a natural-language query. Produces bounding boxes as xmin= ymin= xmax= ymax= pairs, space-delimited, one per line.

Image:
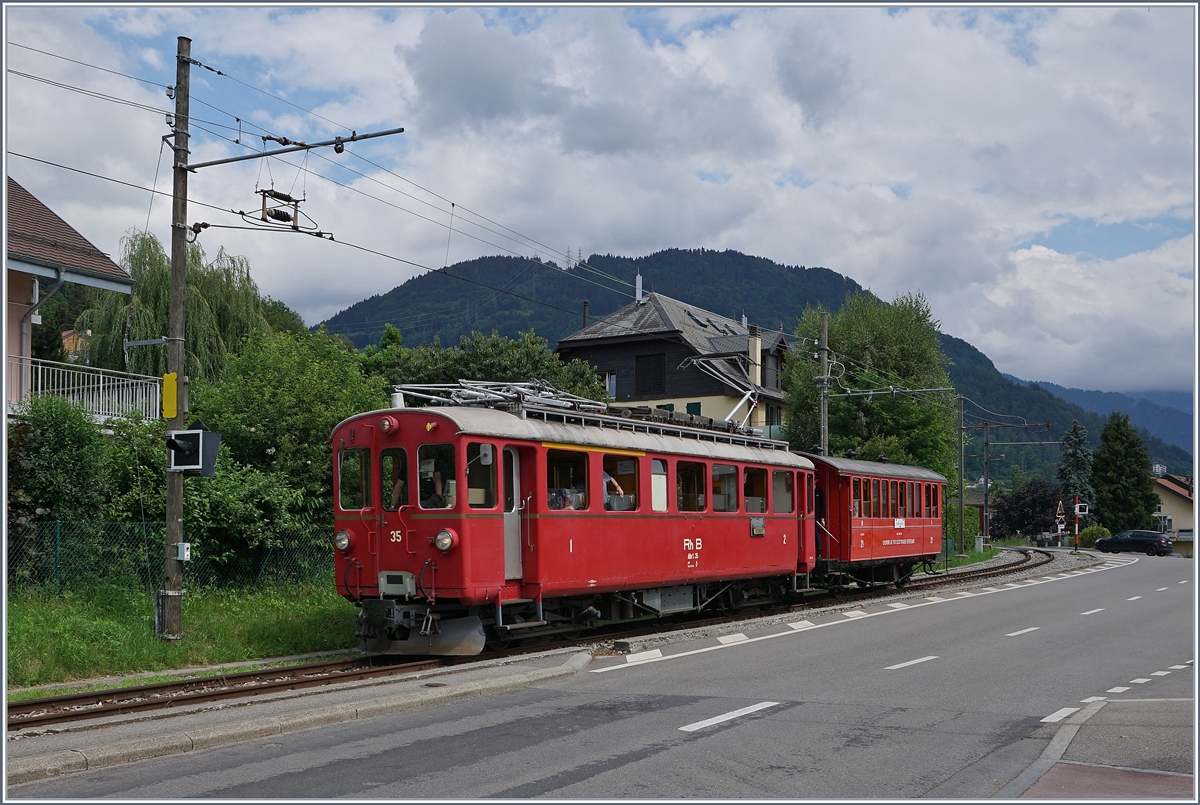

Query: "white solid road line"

xmin=1006 ymin=627 xmax=1040 ymax=637
xmin=1041 ymin=707 xmax=1080 ymax=723
xmin=886 ymin=655 xmax=938 ymax=670
xmin=679 ymin=701 xmax=779 ymax=732
xmin=1081 ymin=608 xmax=1104 ymax=615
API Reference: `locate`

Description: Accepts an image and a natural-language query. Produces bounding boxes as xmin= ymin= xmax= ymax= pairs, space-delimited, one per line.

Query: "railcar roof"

xmin=342 ymin=406 xmax=814 ymax=469
xmin=803 ymin=453 xmax=947 ymax=482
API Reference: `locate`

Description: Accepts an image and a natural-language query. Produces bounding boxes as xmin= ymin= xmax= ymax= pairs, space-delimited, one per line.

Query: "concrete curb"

xmin=993 ymin=699 xmax=1108 ymax=798
xmin=8 ymin=652 xmax=592 ymax=786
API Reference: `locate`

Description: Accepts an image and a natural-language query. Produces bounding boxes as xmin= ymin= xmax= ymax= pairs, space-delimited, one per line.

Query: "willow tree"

xmin=75 ymin=231 xmax=270 ymax=381
xmin=781 ymin=292 xmax=957 ymax=480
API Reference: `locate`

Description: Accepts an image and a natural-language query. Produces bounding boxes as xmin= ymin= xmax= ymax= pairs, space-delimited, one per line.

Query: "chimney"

xmin=748 ymin=324 xmax=761 ymax=387
xmin=583 ymin=300 xmax=589 ymax=328
xmin=636 ymin=272 xmax=644 ymax=303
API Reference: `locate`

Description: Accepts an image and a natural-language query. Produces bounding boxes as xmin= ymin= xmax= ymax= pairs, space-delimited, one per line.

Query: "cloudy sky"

xmin=4 ymin=5 xmax=1195 ymax=394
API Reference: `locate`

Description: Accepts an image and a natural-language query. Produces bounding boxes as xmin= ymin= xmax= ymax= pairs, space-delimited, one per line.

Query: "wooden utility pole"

xmin=818 ymin=311 xmax=829 ymax=455
xmin=160 ymin=35 xmax=191 ymax=639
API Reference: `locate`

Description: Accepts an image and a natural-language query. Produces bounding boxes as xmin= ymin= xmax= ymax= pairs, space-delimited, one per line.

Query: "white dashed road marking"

xmin=679 ymin=701 xmax=779 ymax=732
xmin=788 ymin=620 xmax=814 ymax=630
xmin=1081 ymin=697 xmax=1107 ymax=703
xmin=843 ymin=610 xmax=868 ymax=619
xmin=1128 ymin=596 xmax=1142 ymax=601
xmin=887 ymin=603 xmax=909 ymax=609
xmin=1108 ymin=687 xmax=1131 ymax=693
xmin=627 ymin=649 xmax=662 ymax=663
xmin=1006 ymin=627 xmax=1040 ymax=637
xmin=1169 ymin=665 xmax=1188 ymax=670
xmin=886 ymin=655 xmax=938 ymax=670
xmin=1041 ymin=707 xmax=1080 ymax=723
xmin=1151 ymin=671 xmax=1171 ymax=676
xmin=717 ymin=633 xmax=747 ymax=644
xmin=1157 ymin=587 xmax=1168 ymax=591
xmin=1081 ymin=608 xmax=1104 ymax=615
xmin=1130 ymin=678 xmax=1151 ymax=684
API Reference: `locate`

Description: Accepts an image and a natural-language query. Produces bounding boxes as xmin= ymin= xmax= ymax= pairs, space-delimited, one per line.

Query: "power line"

xmin=7 ymin=41 xmax=170 ymax=89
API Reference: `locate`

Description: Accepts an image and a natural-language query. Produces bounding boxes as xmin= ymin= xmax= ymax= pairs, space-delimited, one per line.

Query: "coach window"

xmin=547 ymin=449 xmax=587 ymax=510
xmin=744 ymin=467 xmax=767 ymax=513
xmin=338 ymin=448 xmax=371 ymax=511
xmin=381 ymin=448 xmax=408 ymax=510
xmin=418 ymin=444 xmax=456 ymax=509
xmin=772 ymin=470 xmax=794 ymax=514
xmin=651 ymin=459 xmax=668 ymax=512
xmin=466 ymin=443 xmax=497 ymax=509
xmin=924 ymin=483 xmax=932 ymax=518
xmin=872 ymin=479 xmax=881 ymax=518
xmin=677 ymin=461 xmax=706 ymax=511
xmin=603 ymin=454 xmax=638 ymax=511
xmin=806 ymin=473 xmax=815 ymax=515
xmin=933 ymin=485 xmax=941 ymax=518
xmin=889 ymin=481 xmax=899 ymax=518
xmin=898 ymin=481 xmax=908 ymax=519
xmin=712 ymin=464 xmax=738 ymax=512
xmin=852 ymin=477 xmax=862 ymax=517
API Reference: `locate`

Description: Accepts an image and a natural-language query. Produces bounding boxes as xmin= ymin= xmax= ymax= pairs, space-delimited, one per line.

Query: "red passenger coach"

xmin=805 ymin=455 xmax=946 ymax=587
xmin=331 ymin=382 xmax=817 ymax=655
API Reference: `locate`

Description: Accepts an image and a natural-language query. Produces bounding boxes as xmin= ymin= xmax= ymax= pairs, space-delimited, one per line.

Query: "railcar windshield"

xmin=466 ymin=442 xmax=496 ymax=508
xmin=418 ymin=444 xmax=456 ymax=509
xmin=338 ymin=448 xmax=371 ymax=510
xmin=381 ymin=448 xmax=408 ymax=510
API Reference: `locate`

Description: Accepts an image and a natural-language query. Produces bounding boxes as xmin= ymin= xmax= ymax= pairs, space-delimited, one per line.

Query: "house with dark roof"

xmin=6 ymin=176 xmax=158 ymax=419
xmin=554 ymin=289 xmax=789 ymax=436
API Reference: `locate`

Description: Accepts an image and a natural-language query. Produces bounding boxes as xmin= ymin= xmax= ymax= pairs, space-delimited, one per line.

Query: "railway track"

xmin=8 ymin=548 xmax=1059 ymax=733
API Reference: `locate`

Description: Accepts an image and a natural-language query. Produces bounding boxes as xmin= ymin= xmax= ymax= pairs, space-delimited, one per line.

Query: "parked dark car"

xmin=1094 ymin=530 xmax=1174 ymax=556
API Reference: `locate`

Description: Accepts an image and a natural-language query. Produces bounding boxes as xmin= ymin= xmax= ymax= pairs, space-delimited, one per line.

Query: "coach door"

xmin=503 ymin=447 xmax=523 ymax=579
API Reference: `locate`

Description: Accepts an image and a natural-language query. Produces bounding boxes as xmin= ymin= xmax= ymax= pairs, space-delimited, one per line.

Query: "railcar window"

xmin=933 ymin=485 xmax=940 ymax=518
xmin=712 ymin=464 xmax=738 ymax=512
xmin=898 ymin=481 xmax=907 ymax=519
xmin=466 ymin=443 xmax=497 ymax=509
xmin=806 ymin=473 xmax=815 ymax=515
xmin=381 ymin=448 xmax=408 ymax=510
xmin=677 ymin=461 xmax=706 ymax=511
xmin=852 ymin=477 xmax=862 ymax=517
xmin=651 ymin=459 xmax=668 ymax=512
xmin=744 ymin=467 xmax=767 ymax=513
xmin=924 ymin=483 xmax=932 ymax=518
xmin=772 ymin=470 xmax=794 ymax=513
xmin=418 ymin=444 xmax=456 ymax=509
xmin=872 ymin=479 xmax=881 ymax=518
xmin=338 ymin=448 xmax=371 ymax=510
xmin=547 ymin=449 xmax=587 ymax=510
xmin=889 ymin=481 xmax=898 ymax=518
xmin=603 ymin=454 xmax=638 ymax=511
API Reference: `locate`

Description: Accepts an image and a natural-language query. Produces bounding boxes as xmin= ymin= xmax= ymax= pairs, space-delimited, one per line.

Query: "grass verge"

xmin=7 ymin=581 xmax=358 ymax=690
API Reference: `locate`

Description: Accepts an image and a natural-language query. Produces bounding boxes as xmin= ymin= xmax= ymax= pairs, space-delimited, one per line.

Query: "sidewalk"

xmin=998 ymin=698 xmax=1195 ymax=800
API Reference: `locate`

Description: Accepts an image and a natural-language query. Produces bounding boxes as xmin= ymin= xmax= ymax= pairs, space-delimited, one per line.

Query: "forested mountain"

xmin=942 ymin=335 xmax=1193 ymax=479
xmin=1001 ymin=376 xmax=1193 ymax=453
xmin=319 ymin=248 xmax=1193 ymax=480
xmin=320 ymin=249 xmax=864 ymax=350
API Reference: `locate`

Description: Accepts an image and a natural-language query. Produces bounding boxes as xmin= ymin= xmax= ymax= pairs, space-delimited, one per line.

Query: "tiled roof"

xmin=6 ymin=177 xmax=131 ymax=285
xmin=558 ymin=291 xmax=787 ymax=398
xmin=1155 ymin=474 xmax=1193 ymax=502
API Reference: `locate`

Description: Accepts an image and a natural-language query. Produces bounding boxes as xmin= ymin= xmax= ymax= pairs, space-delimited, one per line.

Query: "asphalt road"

xmin=11 ymin=555 xmax=1194 ymax=798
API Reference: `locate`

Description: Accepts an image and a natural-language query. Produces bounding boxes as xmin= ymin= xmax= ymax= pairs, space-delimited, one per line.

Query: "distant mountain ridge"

xmin=319 ymin=248 xmax=1193 ymax=479
xmin=1002 ymin=375 xmax=1193 ymax=454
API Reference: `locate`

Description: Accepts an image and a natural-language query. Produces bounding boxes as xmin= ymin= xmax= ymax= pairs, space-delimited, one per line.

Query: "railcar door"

xmin=503 ymin=447 xmax=522 ymax=579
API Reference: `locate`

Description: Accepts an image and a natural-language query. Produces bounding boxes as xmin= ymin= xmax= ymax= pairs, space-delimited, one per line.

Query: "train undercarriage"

xmin=355 ymin=556 xmax=936 ymax=655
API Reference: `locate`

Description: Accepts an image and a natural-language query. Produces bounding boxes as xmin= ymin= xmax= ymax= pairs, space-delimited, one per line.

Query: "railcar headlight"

xmin=434 ymin=528 xmax=457 ymax=553
xmin=334 ymin=530 xmax=352 ymax=551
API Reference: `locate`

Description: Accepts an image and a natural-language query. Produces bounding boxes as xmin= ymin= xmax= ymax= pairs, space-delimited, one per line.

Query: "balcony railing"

xmin=6 ymin=355 xmax=161 ymax=421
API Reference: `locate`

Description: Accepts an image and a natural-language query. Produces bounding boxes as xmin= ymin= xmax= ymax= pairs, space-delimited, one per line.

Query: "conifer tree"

xmin=1056 ymin=420 xmax=1095 ymax=525
xmin=1091 ymin=412 xmax=1158 ymax=533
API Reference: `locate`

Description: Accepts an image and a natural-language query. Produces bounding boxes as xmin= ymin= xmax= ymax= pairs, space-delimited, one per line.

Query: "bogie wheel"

xmin=1146 ymin=545 xmax=1157 ymax=556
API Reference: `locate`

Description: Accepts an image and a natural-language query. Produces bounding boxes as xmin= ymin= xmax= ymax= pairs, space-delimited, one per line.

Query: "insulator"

xmin=263 ymin=189 xmax=298 ymax=203
xmin=267 ymin=208 xmax=293 ymax=223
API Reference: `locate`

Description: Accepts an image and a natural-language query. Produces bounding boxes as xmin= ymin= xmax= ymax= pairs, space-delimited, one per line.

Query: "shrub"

xmin=1077 ymin=524 xmax=1111 ymax=549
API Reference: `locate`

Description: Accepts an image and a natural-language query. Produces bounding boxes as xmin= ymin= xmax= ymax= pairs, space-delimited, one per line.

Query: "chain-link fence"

xmin=6 ymin=522 xmax=333 ymax=594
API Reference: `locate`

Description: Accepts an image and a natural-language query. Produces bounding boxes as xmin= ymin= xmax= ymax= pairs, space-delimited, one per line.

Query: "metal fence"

xmin=6 ymin=522 xmax=333 ymax=594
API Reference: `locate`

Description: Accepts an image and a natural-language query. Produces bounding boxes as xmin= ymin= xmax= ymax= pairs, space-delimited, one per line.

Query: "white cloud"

xmin=4 ymin=5 xmax=1194 ymax=394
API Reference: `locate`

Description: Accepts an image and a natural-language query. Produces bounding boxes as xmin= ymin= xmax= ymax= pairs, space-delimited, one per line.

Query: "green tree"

xmin=185 ymin=456 xmax=304 ymax=562
xmin=782 ymin=292 xmax=956 ymax=479
xmin=190 ymin=328 xmax=388 ymax=522
xmin=263 ymin=296 xmax=308 ymax=336
xmin=1056 ymin=420 xmax=1095 ymax=525
xmin=6 ymin=395 xmax=105 ymax=529
xmin=100 ymin=413 xmax=167 ymax=523
xmin=1091 ymin=412 xmax=1158 ymax=533
xmin=75 ymin=231 xmax=269 ymax=381
xmin=990 ymin=478 xmax=1060 ymax=538
xmin=364 ymin=328 xmax=608 ymax=401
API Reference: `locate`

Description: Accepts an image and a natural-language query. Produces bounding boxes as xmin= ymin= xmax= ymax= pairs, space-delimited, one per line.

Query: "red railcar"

xmin=805 ymin=454 xmax=946 ymax=587
xmin=331 ymin=383 xmax=946 ymax=655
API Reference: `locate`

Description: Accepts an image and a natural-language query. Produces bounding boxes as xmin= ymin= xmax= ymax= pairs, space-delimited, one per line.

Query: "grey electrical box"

xmin=176 ymin=542 xmax=191 ymax=561
xmin=1074 ymin=503 xmax=1089 ymax=516
xmin=166 ymin=430 xmax=221 ymax=476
